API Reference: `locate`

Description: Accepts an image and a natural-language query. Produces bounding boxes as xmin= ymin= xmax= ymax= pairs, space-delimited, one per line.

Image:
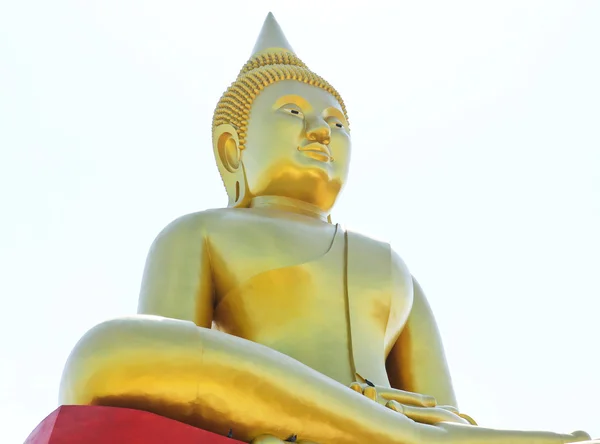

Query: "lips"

xmin=298 ymin=142 xmax=332 ymax=162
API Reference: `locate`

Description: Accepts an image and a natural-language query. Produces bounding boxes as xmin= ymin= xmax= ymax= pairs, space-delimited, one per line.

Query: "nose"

xmin=305 ymin=118 xmax=331 ymax=145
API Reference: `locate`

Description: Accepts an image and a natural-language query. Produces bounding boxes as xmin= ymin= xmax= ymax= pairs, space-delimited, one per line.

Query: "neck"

xmin=249 ymin=195 xmax=330 ymax=222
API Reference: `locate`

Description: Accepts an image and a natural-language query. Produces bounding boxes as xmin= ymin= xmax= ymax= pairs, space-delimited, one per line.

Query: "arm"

xmin=137 ymin=212 xmax=214 ymax=328
xmin=386 ymin=276 xmax=458 ymax=408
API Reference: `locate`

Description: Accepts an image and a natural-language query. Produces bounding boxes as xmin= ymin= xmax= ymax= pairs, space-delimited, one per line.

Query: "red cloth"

xmin=25 ymin=405 xmax=245 ymax=444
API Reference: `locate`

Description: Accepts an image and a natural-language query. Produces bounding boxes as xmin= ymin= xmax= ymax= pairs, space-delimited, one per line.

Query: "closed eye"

xmin=280 ymin=106 xmax=304 ymax=118
xmin=328 ymin=119 xmax=344 ymax=129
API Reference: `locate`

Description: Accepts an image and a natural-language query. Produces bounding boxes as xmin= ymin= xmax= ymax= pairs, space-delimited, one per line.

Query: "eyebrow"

xmin=273 ymin=95 xmax=313 ymax=112
xmin=323 ymin=107 xmax=349 ymax=127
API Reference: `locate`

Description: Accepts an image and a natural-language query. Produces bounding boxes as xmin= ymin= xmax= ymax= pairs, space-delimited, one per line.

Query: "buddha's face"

xmin=241 ymin=80 xmax=351 ymax=212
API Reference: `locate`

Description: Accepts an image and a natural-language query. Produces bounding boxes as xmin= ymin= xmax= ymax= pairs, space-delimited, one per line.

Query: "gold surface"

xmin=59 ymin=12 xmax=596 ymax=444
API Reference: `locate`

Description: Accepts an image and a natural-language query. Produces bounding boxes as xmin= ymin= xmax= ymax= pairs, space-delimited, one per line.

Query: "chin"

xmin=252 ymin=159 xmax=344 ymax=206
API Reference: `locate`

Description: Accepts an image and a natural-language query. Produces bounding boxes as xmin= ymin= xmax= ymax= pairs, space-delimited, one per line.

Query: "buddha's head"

xmin=212 ymin=13 xmax=350 ymax=215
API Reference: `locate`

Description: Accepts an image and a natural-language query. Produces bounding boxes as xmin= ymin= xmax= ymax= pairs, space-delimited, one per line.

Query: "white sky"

xmin=1 ymin=1 xmax=599 ymax=442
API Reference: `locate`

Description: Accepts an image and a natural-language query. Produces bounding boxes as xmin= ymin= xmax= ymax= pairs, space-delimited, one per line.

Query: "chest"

xmin=206 ymin=213 xmax=413 ymax=349
xmin=207 ymin=216 xmax=342 ymax=299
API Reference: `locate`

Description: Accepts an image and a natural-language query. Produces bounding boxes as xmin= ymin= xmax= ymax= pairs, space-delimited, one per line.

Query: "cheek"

xmin=242 ymin=122 xmax=305 ymax=175
xmin=271 ymin=117 xmax=304 ymax=145
xmin=334 ymin=157 xmax=351 ymax=179
xmin=331 ymin=134 xmax=351 ymax=162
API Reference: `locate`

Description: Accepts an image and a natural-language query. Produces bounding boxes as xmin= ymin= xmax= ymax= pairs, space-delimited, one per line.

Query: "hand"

xmin=350 ymin=375 xmax=470 ymax=426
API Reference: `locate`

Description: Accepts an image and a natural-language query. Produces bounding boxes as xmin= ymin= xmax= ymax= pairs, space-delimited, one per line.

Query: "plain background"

xmin=1 ymin=1 xmax=598 ymax=442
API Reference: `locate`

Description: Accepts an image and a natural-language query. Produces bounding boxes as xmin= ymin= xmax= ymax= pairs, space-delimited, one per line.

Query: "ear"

xmin=214 ymin=124 xmax=242 ymax=172
xmin=213 ymin=124 xmax=251 ymax=207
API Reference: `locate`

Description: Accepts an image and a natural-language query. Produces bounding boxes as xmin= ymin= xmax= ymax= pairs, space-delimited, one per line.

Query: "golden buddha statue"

xmin=59 ymin=13 xmax=595 ymax=444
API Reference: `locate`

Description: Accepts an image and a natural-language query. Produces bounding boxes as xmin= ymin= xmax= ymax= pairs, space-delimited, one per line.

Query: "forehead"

xmin=253 ymin=80 xmax=342 ymax=112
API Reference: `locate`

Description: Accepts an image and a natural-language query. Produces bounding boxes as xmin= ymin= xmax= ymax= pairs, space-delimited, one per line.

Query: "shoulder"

xmin=150 ymin=208 xmax=239 ymax=250
xmin=156 ymin=208 xmax=234 ymax=237
xmin=345 ymin=227 xmax=412 ymax=287
xmin=345 ymin=227 xmax=391 ymax=256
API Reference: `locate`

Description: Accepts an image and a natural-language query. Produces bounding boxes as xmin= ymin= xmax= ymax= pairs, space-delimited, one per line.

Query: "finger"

xmin=385 ymin=400 xmax=405 ymax=413
xmin=349 ymin=382 xmax=363 ymax=394
xmin=437 ymin=404 xmax=459 ymax=414
xmin=350 ymin=382 xmax=379 ymax=401
xmin=458 ymin=413 xmax=478 ymax=426
xmin=395 ymin=403 xmax=470 ymax=425
xmin=438 ymin=405 xmax=477 ymax=425
xmin=363 ymin=385 xmax=378 ymax=401
xmin=349 ymin=382 xmax=371 ymax=393
xmin=352 ymin=381 xmax=436 ymax=408
xmin=377 ymin=387 xmax=436 ymax=407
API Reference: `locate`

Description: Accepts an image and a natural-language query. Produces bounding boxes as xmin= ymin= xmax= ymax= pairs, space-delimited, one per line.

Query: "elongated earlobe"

xmin=213 ymin=124 xmax=251 ymax=208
